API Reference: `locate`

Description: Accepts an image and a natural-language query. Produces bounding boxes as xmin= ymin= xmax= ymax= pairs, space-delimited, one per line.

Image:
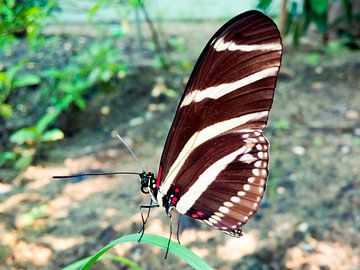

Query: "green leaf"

xmin=0 ymin=151 xmax=17 ymax=166
xmin=0 ymin=72 xmax=7 ymax=84
xmin=62 ymin=233 xmax=213 ymax=270
xmin=41 ymin=128 xmax=64 ymax=142
xmin=36 ymin=109 xmax=61 ymax=134
xmin=74 ymin=97 xmax=86 ymax=110
xmin=274 ymin=119 xmax=290 ymax=130
xmin=256 ymin=0 xmax=273 ymax=11
xmin=292 ymin=19 xmax=302 ymax=46
xmin=88 ymin=67 xmax=101 ymax=83
xmin=163 ymin=88 xmax=177 ymax=98
xmin=100 ymin=70 xmax=113 ymax=82
xmin=313 ymin=13 xmax=328 ymax=34
xmin=14 ymin=155 xmax=34 ymax=170
xmin=12 ymin=73 xmax=41 ymax=88
xmin=104 ymin=255 xmax=142 ymax=270
xmin=25 ymin=6 xmax=42 ymax=18
xmin=43 ymin=67 xmax=63 ymax=79
xmin=310 ymin=0 xmax=328 ymax=15
xmin=10 ymin=126 xmax=39 ymax=145
xmin=6 ymin=63 xmax=25 ymax=85
xmin=0 ymin=103 xmax=13 ymax=118
xmin=111 ymin=26 xmax=124 ymax=37
xmin=88 ymin=2 xmax=101 ymax=19
xmin=306 ymin=53 xmax=321 ymax=65
xmin=342 ymin=0 xmax=352 ymax=25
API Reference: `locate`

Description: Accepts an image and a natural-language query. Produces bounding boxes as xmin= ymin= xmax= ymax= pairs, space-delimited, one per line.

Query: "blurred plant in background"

xmin=0 ymin=0 xmax=187 ymax=177
xmin=0 ymin=1 xmax=133 ymax=175
xmin=258 ymin=0 xmax=360 ymax=47
xmin=0 ymin=0 xmax=59 ymax=48
xmin=1 ymin=0 xmax=360 ymax=177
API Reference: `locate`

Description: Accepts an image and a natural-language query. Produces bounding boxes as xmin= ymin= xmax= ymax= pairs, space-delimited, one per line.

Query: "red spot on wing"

xmin=156 ymin=165 xmax=163 ymax=188
xmin=171 ymin=197 xmax=178 ymax=204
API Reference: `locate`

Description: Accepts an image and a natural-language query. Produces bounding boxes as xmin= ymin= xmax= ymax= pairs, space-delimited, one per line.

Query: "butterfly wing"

xmin=156 ymin=10 xmax=282 ymax=235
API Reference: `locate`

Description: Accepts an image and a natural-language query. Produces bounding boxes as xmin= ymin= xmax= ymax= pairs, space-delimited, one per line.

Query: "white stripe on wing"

xmin=180 ymin=66 xmax=279 ymax=107
xmin=175 ymin=145 xmax=250 ymax=214
xmin=213 ymin=37 xmax=282 ymax=52
xmin=157 ymin=111 xmax=268 ymax=205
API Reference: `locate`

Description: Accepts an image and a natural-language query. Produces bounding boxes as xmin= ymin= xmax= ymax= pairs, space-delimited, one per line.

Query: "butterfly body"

xmin=141 ymin=10 xmax=282 ymax=237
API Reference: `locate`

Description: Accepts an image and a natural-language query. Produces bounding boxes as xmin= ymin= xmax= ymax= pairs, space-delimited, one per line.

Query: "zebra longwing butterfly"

xmin=54 ymin=10 xmax=282 ymax=238
xmin=140 ymin=10 xmax=283 ymax=237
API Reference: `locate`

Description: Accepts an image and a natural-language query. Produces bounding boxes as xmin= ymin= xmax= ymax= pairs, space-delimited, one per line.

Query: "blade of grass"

xmin=104 ymin=255 xmax=143 ymax=270
xmin=62 ymin=255 xmax=142 ymax=270
xmin=62 ymin=233 xmax=213 ymax=270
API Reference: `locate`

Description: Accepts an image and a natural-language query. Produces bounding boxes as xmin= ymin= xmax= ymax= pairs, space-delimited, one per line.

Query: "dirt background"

xmin=0 ymin=22 xmax=360 ymax=270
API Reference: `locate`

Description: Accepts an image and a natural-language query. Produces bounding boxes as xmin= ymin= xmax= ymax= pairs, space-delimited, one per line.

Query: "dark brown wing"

xmin=155 ymin=10 xmax=282 ymax=235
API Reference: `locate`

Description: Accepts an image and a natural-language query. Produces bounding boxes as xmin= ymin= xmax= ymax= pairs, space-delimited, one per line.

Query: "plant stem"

xmin=138 ymin=0 xmax=169 ymax=70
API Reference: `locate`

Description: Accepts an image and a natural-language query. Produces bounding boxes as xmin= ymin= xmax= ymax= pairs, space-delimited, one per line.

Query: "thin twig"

xmin=138 ymin=0 xmax=169 ymax=70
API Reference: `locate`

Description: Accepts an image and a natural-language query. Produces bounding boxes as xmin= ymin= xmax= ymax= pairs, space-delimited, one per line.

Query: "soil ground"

xmin=0 ymin=23 xmax=360 ymax=270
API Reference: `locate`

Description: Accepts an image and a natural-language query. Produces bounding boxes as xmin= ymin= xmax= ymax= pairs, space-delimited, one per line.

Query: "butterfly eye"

xmin=140 ymin=173 xmax=150 ymax=194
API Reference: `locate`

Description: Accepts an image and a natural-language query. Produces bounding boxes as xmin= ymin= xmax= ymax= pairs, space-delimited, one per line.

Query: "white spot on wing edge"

xmin=211 ymin=215 xmax=221 ymax=221
xmin=256 ymin=144 xmax=263 ymax=150
xmin=239 ymin=153 xmax=257 ymax=164
xmin=208 ymin=217 xmax=218 ymax=224
xmin=215 ymin=212 xmax=224 ymax=217
xmin=252 ymin=169 xmax=260 ymax=176
xmin=224 ymin=201 xmax=233 ymax=208
xmin=248 ymin=177 xmax=255 ymax=183
xmin=219 ymin=206 xmax=230 ymax=214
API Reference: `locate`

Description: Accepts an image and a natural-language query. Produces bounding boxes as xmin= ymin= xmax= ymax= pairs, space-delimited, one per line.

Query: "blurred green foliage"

xmin=273 ymin=118 xmax=291 ymax=130
xmin=3 ymin=0 xmax=356 ymax=176
xmin=258 ymin=0 xmax=360 ymax=48
xmin=0 ymin=61 xmax=41 ymax=118
xmin=0 ymin=0 xmax=59 ymax=47
xmin=0 ymin=1 xmax=133 ymax=173
xmin=0 ymin=0 xmax=183 ymax=174
xmin=1 ymin=38 xmax=129 ymax=171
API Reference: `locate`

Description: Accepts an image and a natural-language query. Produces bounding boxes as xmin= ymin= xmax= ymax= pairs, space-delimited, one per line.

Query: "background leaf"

xmin=36 ymin=109 xmax=61 ymax=134
xmin=13 ymin=73 xmax=41 ymax=88
xmin=41 ymin=128 xmax=64 ymax=142
xmin=10 ymin=126 xmax=39 ymax=145
xmin=62 ymin=233 xmax=213 ymax=270
xmin=310 ymin=0 xmax=328 ymax=15
xmin=0 ymin=103 xmax=13 ymax=118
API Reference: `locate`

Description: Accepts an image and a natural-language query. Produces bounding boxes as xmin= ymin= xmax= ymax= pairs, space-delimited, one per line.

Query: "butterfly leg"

xmin=138 ymin=200 xmax=159 ymax=242
xmin=176 ymin=214 xmax=182 ymax=245
xmin=165 ymin=213 xmax=173 ymax=260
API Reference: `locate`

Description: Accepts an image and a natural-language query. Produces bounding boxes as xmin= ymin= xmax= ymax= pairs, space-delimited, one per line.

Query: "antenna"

xmin=116 ymin=134 xmax=145 ymax=173
xmin=52 ymin=134 xmax=146 ymax=180
xmin=53 ymin=171 xmax=140 ymax=179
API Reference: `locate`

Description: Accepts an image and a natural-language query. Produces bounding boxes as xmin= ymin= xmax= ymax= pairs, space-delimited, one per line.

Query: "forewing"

xmin=156 ymin=10 xmax=282 ymax=234
xmin=157 ymin=10 xmax=281 ymax=189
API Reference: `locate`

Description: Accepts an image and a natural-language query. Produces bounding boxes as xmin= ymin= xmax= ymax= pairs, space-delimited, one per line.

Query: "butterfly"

xmin=55 ymin=10 xmax=282 ymax=239
xmin=138 ymin=10 xmax=282 ymax=237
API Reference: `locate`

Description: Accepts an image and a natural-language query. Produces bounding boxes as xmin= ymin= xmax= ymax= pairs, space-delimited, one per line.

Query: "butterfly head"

xmin=139 ymin=172 xmax=156 ymax=194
